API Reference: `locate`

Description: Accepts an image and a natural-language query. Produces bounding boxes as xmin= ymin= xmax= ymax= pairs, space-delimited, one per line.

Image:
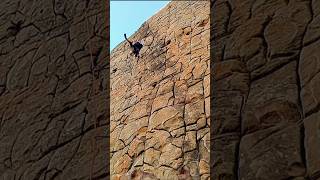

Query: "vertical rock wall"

xmin=0 ymin=0 xmax=109 ymax=179
xmin=110 ymin=1 xmax=210 ymax=179
xmin=2 ymin=0 xmax=319 ymax=179
xmin=212 ymin=0 xmax=320 ymax=179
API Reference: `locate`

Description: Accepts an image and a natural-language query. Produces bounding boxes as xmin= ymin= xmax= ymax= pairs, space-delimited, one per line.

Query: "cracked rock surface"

xmin=0 ymin=0 xmax=109 ymax=179
xmin=110 ymin=1 xmax=210 ymax=179
xmin=212 ymin=0 xmax=320 ymax=179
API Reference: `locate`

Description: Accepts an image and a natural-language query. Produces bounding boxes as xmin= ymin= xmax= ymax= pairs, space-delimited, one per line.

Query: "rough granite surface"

xmin=110 ymin=1 xmax=210 ymax=180
xmin=212 ymin=0 xmax=320 ymax=179
xmin=1 ymin=0 xmax=320 ymax=179
xmin=0 ymin=0 xmax=109 ymax=179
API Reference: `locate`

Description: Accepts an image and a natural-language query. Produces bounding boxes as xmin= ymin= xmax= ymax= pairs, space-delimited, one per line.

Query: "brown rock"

xmin=151 ymin=92 xmax=173 ymax=113
xmin=119 ymin=117 xmax=148 ymax=145
xmin=301 ymin=74 xmax=320 ymax=116
xmin=128 ymin=138 xmax=144 ymax=158
xmin=184 ymin=131 xmax=197 ymax=152
xmin=144 ymin=148 xmax=161 ymax=166
xmin=145 ymin=130 xmax=171 ymax=149
xmin=128 ymin=100 xmax=149 ymax=120
xmin=159 ymin=143 xmax=183 ymax=169
xmin=110 ymin=1 xmax=210 ymax=178
xmin=299 ymin=39 xmax=320 ymax=88
xmin=211 ymin=134 xmax=239 ymax=180
xmin=199 ymin=160 xmax=209 ymax=175
xmin=210 ymin=0 xmax=318 ymax=179
xmin=242 ymin=61 xmax=300 ymax=134
xmin=149 ymin=106 xmax=183 ymax=131
xmin=305 ymin=111 xmax=320 ymax=178
xmin=185 ymin=98 xmax=205 ymax=125
xmin=114 ymin=155 xmax=132 ymax=174
xmin=157 ymin=81 xmax=174 ymax=95
xmin=239 ymin=125 xmax=305 ymax=180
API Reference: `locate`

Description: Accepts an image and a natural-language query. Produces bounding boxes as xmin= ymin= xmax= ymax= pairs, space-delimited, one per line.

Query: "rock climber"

xmin=124 ymin=33 xmax=143 ymax=58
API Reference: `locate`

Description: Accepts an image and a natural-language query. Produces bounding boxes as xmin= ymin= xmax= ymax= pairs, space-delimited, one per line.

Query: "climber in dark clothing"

xmin=124 ymin=33 xmax=143 ymax=58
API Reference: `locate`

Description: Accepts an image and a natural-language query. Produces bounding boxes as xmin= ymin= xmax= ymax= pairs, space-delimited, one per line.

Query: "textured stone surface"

xmin=0 ymin=0 xmax=109 ymax=179
xmin=304 ymin=111 xmax=320 ymax=179
xmin=110 ymin=1 xmax=210 ymax=179
xmin=212 ymin=0 xmax=320 ymax=179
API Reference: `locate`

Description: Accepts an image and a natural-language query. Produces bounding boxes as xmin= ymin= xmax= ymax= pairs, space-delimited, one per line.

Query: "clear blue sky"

xmin=110 ymin=1 xmax=170 ymax=51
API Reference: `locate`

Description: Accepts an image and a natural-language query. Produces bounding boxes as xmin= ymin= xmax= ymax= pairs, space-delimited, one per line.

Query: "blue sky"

xmin=110 ymin=1 xmax=170 ymax=51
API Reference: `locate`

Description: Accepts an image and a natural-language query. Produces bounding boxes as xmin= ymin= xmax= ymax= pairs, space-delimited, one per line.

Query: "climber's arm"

xmin=124 ymin=33 xmax=133 ymax=47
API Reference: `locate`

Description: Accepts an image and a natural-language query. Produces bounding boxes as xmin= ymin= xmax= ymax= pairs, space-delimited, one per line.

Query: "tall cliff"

xmin=212 ymin=0 xmax=320 ymax=179
xmin=0 ymin=0 xmax=109 ymax=179
xmin=110 ymin=1 xmax=210 ymax=179
xmin=1 ymin=0 xmax=319 ymax=179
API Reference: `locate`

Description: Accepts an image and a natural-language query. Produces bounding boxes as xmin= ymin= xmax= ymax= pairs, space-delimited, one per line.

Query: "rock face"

xmin=110 ymin=1 xmax=210 ymax=179
xmin=212 ymin=0 xmax=320 ymax=179
xmin=0 ymin=0 xmax=109 ymax=179
xmin=1 ymin=0 xmax=319 ymax=179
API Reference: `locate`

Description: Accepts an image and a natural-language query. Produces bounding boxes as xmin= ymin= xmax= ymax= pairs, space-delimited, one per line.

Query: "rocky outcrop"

xmin=0 ymin=0 xmax=109 ymax=179
xmin=212 ymin=0 xmax=320 ymax=179
xmin=110 ymin=1 xmax=210 ymax=179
